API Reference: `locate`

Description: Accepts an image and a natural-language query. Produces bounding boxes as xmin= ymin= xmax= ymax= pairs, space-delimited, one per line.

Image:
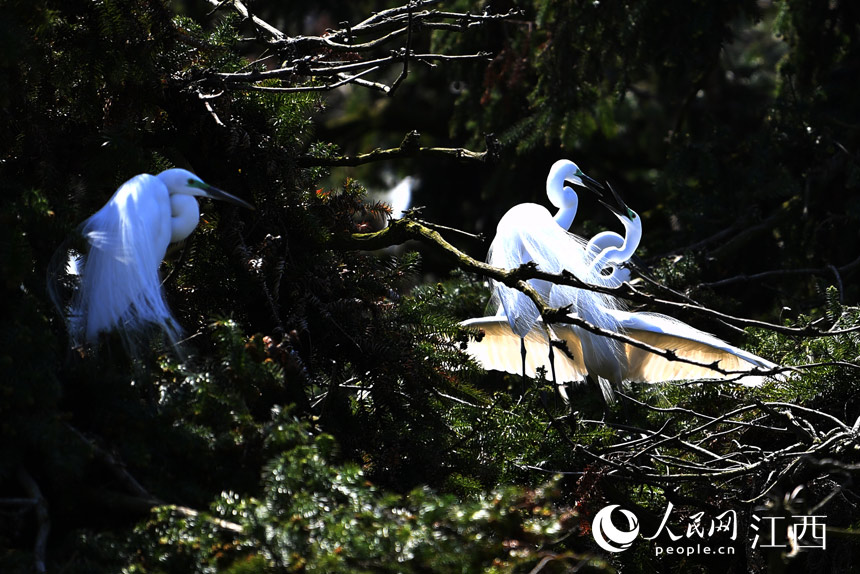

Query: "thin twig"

xmin=388 ymin=4 xmax=414 ymax=95
xmin=205 ymin=0 xmax=285 ymax=41
xmin=241 ymin=66 xmax=382 ymax=93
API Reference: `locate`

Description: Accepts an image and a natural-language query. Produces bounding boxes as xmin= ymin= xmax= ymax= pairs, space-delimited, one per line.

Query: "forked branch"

xmin=200 ymin=1 xmax=522 ymax=96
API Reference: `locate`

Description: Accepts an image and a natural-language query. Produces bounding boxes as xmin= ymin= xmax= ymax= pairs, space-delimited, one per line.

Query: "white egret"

xmin=557 ymin=184 xmax=644 ymax=392
xmin=463 ymin=161 xmax=777 ymax=391
xmin=480 ymin=159 xmax=613 ymax=386
xmin=583 ymin=183 xmax=642 ymax=286
xmin=383 ymin=175 xmax=415 ymax=221
xmin=53 ymin=168 xmax=253 ymax=348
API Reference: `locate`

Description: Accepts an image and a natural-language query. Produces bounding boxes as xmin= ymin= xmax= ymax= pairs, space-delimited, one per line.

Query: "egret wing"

xmin=70 ymin=174 xmax=178 ymax=344
xmin=461 ymin=316 xmax=588 ymax=383
xmin=608 ymin=310 xmax=776 ymax=386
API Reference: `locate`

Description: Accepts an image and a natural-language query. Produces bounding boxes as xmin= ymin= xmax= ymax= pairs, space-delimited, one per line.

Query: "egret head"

xmin=546 ymin=159 xmax=605 ymax=209
xmin=156 ymin=168 xmax=255 ymax=210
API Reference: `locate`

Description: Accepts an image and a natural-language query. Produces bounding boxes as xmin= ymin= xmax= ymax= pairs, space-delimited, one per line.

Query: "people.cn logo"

xmin=592 ymin=505 xmax=640 ymax=552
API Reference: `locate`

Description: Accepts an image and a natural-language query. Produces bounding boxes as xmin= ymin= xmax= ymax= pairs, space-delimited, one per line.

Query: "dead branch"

xmin=297 ymin=131 xmax=499 ymax=167
xmin=215 ymin=51 xmax=491 ymax=84
xmin=200 ymin=1 xmax=522 ymax=96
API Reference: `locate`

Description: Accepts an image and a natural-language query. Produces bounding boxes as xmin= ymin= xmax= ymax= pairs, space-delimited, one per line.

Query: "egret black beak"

xmin=596 ymin=182 xmax=632 ymax=218
xmin=198 ymin=183 xmax=255 ymax=210
xmin=565 ymin=172 xmax=606 ymax=197
xmin=580 ymin=172 xmax=607 ymax=196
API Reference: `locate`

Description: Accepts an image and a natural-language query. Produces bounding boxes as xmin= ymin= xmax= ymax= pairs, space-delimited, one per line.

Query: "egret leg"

xmin=543 ymin=325 xmax=562 ymax=407
xmin=547 ymin=341 xmax=559 ymax=408
xmin=520 ymin=337 xmax=527 ymax=394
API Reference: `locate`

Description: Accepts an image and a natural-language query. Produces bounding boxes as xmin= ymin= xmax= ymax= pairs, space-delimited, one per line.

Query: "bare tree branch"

xmin=297 ymin=131 xmax=499 ymax=167
xmin=206 ymin=0 xmax=285 ymax=42
xmin=199 ymin=1 xmax=522 ymax=96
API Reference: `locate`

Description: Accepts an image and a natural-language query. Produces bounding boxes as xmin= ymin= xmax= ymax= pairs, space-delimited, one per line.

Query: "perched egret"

xmin=463 ymin=161 xmax=777 ymax=391
xmin=52 ymin=168 xmax=253 ymax=348
xmin=480 ymin=159 xmax=613 ymax=386
xmin=486 ymin=159 xmax=606 ymax=336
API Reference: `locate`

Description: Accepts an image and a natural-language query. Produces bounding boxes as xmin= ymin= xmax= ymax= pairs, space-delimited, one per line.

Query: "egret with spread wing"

xmin=463 ymin=161 xmax=777 ymax=392
xmin=52 ymin=169 xmax=254 ymax=348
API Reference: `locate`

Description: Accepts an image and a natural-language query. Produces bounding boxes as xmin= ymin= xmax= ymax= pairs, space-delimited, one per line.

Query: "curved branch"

xmin=332 ymin=218 xmax=860 ymax=340
xmin=68 ymin=425 xmax=244 ymax=534
xmin=695 ymin=252 xmax=860 ymax=290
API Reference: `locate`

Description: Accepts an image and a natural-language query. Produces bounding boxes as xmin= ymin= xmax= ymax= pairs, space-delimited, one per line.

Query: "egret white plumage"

xmin=53 ymin=168 xmax=253 ymax=348
xmin=486 ymin=159 xmax=607 ymax=336
xmin=583 ymin=183 xmax=642 ymax=286
xmin=479 ymin=159 xmax=617 ymax=387
xmin=382 ymin=175 xmax=415 ymax=221
xmin=462 ymin=160 xmax=777 ymax=392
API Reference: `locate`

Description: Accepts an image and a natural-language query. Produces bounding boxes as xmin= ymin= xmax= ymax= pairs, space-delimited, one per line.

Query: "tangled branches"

xmin=577 ymin=395 xmax=860 ymax=497
xmin=201 ymin=0 xmax=522 ymax=95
